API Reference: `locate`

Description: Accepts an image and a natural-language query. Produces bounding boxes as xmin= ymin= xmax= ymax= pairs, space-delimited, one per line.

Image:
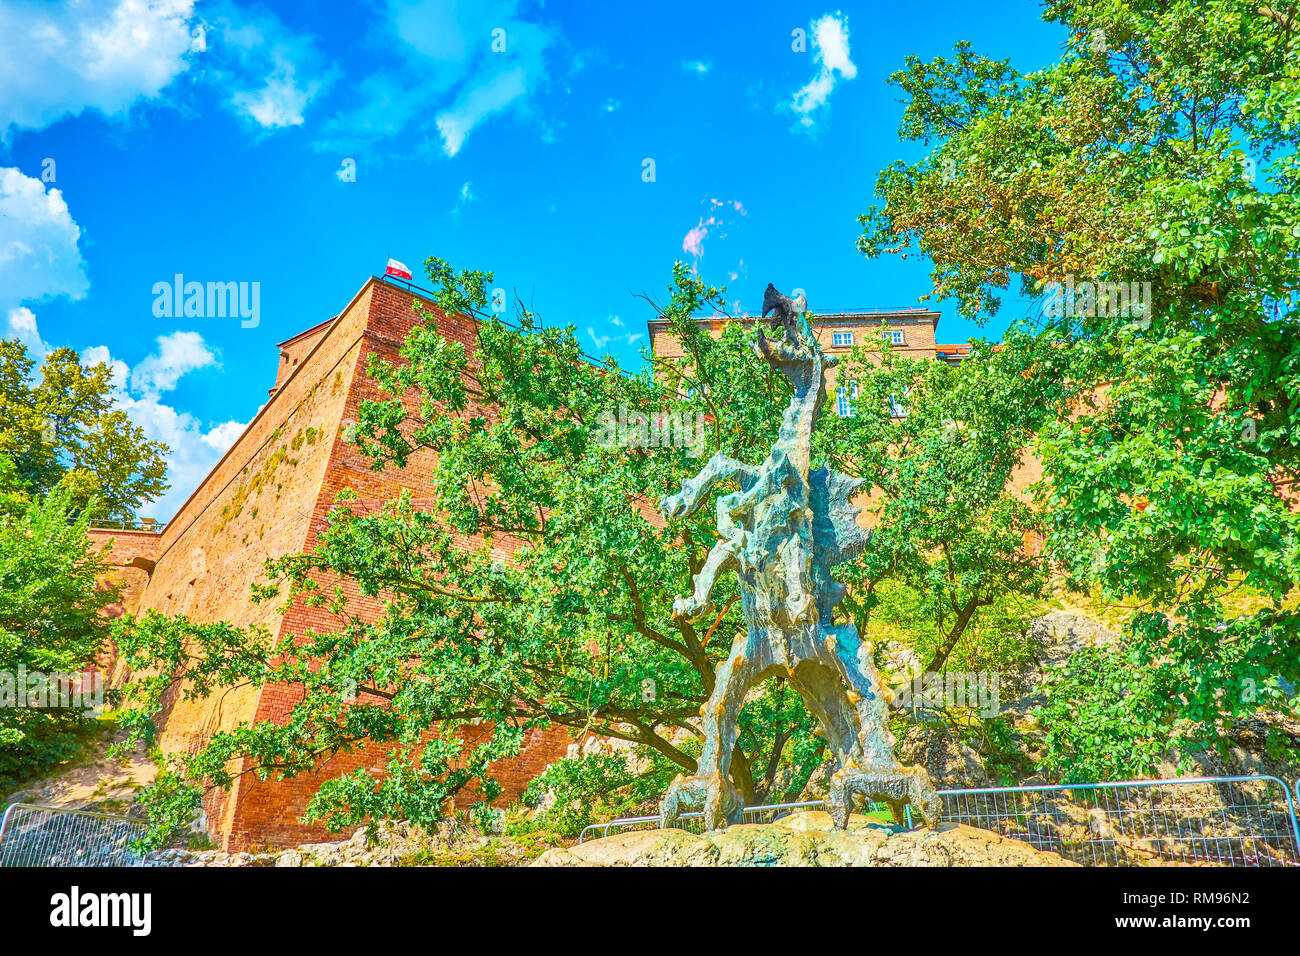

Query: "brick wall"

xmin=97 ymin=277 xmax=572 ymax=850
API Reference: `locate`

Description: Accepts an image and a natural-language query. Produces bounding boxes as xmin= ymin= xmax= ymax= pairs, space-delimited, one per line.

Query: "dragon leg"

xmin=817 ymin=624 xmax=942 ymax=829
xmin=660 ymin=630 xmax=772 ymax=831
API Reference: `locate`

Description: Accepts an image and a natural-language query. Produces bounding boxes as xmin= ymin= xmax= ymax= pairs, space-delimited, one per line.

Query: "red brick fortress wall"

xmin=96 ymin=277 xmax=573 ymax=850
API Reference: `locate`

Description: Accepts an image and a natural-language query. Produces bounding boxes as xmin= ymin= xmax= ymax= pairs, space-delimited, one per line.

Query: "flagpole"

xmin=384 ymin=250 xmax=413 ymax=290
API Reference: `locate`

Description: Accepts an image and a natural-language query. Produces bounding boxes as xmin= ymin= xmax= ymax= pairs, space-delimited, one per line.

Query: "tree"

xmin=0 ymin=482 xmax=118 ymax=787
xmin=0 ymin=341 xmax=168 ymax=521
xmin=818 ymin=338 xmax=1052 ymax=675
xmin=859 ymin=0 xmax=1300 ymax=771
xmin=111 ymin=257 xmax=1052 ymax=841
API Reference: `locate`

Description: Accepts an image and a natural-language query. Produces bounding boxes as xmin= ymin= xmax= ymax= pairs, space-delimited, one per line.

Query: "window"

xmin=882 ymin=329 xmax=904 ymax=345
xmin=888 ymin=393 xmax=908 ymax=418
xmin=837 ymin=381 xmax=858 ymax=417
xmin=832 ymin=331 xmax=853 ymax=347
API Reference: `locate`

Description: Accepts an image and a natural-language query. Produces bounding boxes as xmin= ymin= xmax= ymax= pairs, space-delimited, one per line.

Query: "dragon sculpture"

xmin=659 ymin=284 xmax=941 ymax=831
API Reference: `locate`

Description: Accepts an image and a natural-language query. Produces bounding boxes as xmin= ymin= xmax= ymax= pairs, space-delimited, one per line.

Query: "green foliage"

xmin=519 ymin=752 xmax=653 ymax=836
xmin=868 ymin=579 xmax=1040 ymax=679
xmin=821 ymin=339 xmax=1051 ymax=673
xmin=0 ymin=341 xmax=168 ymax=521
xmin=1035 ymin=644 xmax=1177 ymax=783
xmin=862 ymin=0 xmax=1300 ymax=758
xmin=0 ymin=483 xmax=118 ymax=788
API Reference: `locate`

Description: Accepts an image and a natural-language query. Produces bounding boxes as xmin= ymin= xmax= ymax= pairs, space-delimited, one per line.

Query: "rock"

xmin=275 ymin=850 xmax=303 ymax=867
xmin=1030 ymin=611 xmax=1121 ymax=669
xmin=298 ymin=843 xmax=344 ymax=866
xmin=532 ymin=811 xmax=1077 ymax=867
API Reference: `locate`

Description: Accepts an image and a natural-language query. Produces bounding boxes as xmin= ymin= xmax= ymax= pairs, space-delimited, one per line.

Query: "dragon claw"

xmin=660 ymin=773 xmax=744 ymax=831
xmin=672 ymin=594 xmax=713 ymax=622
xmin=826 ymin=765 xmax=941 ymax=830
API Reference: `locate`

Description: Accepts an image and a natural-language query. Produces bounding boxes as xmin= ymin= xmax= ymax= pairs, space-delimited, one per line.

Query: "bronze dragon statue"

xmin=659 ymin=284 xmax=941 ymax=831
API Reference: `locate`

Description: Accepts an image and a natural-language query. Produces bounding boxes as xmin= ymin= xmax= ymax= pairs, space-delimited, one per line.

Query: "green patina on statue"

xmin=660 ymin=284 xmax=941 ymax=832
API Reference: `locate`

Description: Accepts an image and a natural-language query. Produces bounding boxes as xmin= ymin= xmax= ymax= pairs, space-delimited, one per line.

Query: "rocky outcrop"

xmin=531 ymin=811 xmax=1076 ymax=867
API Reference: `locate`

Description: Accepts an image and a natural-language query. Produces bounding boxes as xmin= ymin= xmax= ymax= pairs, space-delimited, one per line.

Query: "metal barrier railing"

xmin=579 ymin=800 xmax=815 ymax=843
xmin=0 ymin=804 xmax=148 ymax=867
xmin=580 ymin=775 xmax=1300 ymax=866
xmin=9 ymin=776 xmax=1298 ymax=864
xmin=88 ymin=518 xmax=163 ymax=533
xmin=941 ymin=776 xmax=1300 ymax=867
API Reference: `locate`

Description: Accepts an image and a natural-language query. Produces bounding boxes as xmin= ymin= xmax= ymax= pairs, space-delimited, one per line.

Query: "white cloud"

xmin=435 ymin=66 xmax=529 ymax=156
xmin=450 ymin=179 xmax=477 ymax=217
xmin=4 ymin=306 xmax=51 ymax=359
xmin=0 ymin=0 xmax=338 ymax=140
xmin=317 ymin=0 xmax=560 ymax=156
xmin=203 ymin=1 xmax=338 ymax=129
xmin=131 ymin=330 xmax=216 ymax=396
xmin=0 ymin=167 xmax=89 ymax=311
xmin=587 ymin=321 xmax=641 ymax=352
xmin=0 ymin=167 xmax=89 ymax=364
xmin=119 ymin=397 xmax=245 ymax=522
xmin=681 ymin=59 xmax=711 ymax=75
xmin=82 ymin=332 xmax=243 ymax=522
xmin=0 ymin=0 xmax=196 ymax=139
xmin=201 ymin=418 xmax=245 ymax=451
xmin=789 ymin=12 xmax=856 ymax=131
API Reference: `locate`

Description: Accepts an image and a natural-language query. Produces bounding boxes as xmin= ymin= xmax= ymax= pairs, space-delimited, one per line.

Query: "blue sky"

xmin=0 ymin=0 xmax=1067 ymax=520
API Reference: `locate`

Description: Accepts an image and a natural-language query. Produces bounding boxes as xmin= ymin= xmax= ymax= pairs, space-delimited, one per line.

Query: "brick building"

xmin=647 ymin=309 xmax=1046 ymax=548
xmin=90 ymin=276 xmax=573 ymax=851
xmin=648 ymin=307 xmax=970 ymax=412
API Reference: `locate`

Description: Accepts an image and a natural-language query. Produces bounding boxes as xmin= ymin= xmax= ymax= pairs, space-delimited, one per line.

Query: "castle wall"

xmin=219 ymin=281 xmax=570 ymax=850
xmin=94 ymin=278 xmax=572 ymax=850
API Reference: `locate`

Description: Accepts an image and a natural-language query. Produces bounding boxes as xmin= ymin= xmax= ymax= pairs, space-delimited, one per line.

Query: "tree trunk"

xmin=926 ymin=596 xmax=982 ymax=672
xmin=730 ymin=743 xmax=757 ymax=805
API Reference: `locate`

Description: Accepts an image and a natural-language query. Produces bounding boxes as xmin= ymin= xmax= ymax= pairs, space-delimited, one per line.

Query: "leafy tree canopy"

xmin=0 ymin=340 xmax=168 ymax=521
xmin=0 ymin=482 xmax=118 ymax=787
xmin=859 ymin=0 xmax=1300 ymax=771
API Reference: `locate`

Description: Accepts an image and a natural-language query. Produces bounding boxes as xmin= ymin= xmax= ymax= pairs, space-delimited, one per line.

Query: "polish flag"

xmin=385 ymin=258 xmax=412 ymax=281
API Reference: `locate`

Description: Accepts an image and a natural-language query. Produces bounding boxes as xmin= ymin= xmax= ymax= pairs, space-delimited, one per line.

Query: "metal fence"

xmin=7 ymin=777 xmax=1299 ymax=865
xmin=580 ymin=775 xmax=1300 ymax=867
xmin=0 ymin=804 xmax=148 ymax=867
xmin=88 ymin=518 xmax=164 ymax=533
xmin=941 ymin=776 xmax=1299 ymax=867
